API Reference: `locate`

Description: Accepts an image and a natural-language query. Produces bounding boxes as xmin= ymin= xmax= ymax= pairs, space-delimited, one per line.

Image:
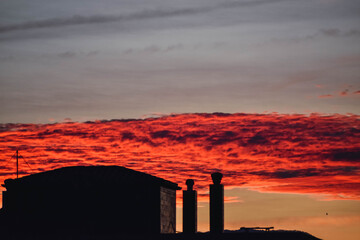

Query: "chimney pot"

xmin=211 ymin=172 xmax=223 ymax=185
xmin=186 ymin=179 xmax=194 ymax=191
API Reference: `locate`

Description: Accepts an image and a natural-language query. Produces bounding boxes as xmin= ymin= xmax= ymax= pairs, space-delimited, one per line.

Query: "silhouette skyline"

xmin=0 ymin=166 xmax=322 ymax=240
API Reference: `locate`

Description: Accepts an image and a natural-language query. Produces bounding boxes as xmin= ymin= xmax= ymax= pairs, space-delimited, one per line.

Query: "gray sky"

xmin=0 ymin=0 xmax=359 ymax=123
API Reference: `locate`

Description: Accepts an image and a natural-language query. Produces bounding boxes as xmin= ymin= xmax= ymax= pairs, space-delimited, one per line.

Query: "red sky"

xmin=1 ymin=113 xmax=359 ymax=204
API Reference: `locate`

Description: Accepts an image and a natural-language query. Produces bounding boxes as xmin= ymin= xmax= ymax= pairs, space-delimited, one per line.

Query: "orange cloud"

xmin=0 ymin=113 xmax=359 ymax=207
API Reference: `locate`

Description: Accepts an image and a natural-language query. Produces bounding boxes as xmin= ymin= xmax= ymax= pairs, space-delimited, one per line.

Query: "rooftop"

xmin=3 ymin=165 xmax=181 ymax=190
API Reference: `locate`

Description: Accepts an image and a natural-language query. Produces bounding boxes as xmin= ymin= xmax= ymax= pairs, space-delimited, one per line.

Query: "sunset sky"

xmin=0 ymin=1 xmax=359 ymax=240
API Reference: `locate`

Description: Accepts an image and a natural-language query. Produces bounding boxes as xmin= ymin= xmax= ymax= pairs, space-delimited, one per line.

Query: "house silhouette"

xmin=1 ymin=166 xmax=181 ymax=235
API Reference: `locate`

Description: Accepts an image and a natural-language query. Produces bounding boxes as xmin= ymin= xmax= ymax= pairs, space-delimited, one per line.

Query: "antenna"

xmin=10 ymin=149 xmax=32 ymax=179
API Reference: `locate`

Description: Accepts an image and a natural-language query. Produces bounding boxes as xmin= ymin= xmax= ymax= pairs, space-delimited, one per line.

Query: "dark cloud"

xmin=250 ymin=168 xmax=321 ymax=179
xmin=57 ymin=51 xmax=77 ymax=58
xmin=206 ymin=131 xmax=239 ymax=146
xmin=320 ymin=28 xmax=341 ymax=37
xmin=250 ymin=166 xmax=358 ymax=179
xmin=122 ymin=44 xmax=184 ymax=55
xmin=151 ymin=130 xmax=174 ymax=139
xmin=274 ymin=28 xmax=360 ymax=45
xmin=0 ymin=0 xmax=285 ymax=34
xmin=121 ymin=131 xmax=136 ymax=141
xmin=344 ymin=29 xmax=360 ymax=37
xmin=44 ymin=147 xmax=85 ymax=154
xmin=247 ymin=132 xmax=269 ymax=145
xmin=326 ymin=150 xmax=360 ymax=162
xmin=91 ymin=146 xmax=107 ymax=152
xmin=0 ymin=171 xmax=28 ymax=177
xmin=37 ymin=129 xmax=93 ymax=139
xmin=319 ymin=28 xmax=360 ymax=38
xmin=46 ymin=159 xmax=81 ymax=164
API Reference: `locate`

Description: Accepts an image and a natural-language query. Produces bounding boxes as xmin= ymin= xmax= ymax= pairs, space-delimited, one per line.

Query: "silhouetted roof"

xmin=4 ymin=166 xmax=181 ymax=190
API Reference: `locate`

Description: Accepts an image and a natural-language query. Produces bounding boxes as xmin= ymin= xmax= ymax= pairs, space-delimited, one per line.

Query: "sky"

xmin=0 ymin=0 xmax=359 ymax=123
xmin=0 ymin=0 xmax=359 ymax=239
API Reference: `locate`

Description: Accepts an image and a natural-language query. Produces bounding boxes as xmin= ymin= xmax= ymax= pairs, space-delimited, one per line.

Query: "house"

xmin=1 ymin=166 xmax=181 ymax=234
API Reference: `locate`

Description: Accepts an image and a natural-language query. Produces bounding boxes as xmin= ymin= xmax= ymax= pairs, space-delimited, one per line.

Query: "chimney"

xmin=210 ymin=172 xmax=224 ymax=233
xmin=183 ymin=179 xmax=197 ymax=233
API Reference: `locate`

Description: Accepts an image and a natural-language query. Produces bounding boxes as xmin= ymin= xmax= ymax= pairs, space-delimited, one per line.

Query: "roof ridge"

xmin=4 ymin=165 xmax=181 ymax=190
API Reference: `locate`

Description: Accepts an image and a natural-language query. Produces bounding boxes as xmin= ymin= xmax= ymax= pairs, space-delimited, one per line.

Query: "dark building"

xmin=1 ymin=166 xmax=181 ymax=234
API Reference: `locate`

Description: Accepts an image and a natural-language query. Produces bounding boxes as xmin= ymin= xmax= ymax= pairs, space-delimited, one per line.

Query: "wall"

xmin=160 ymin=186 xmax=176 ymax=233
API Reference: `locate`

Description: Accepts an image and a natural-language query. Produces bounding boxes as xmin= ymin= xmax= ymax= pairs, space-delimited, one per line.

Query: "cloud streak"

xmin=318 ymin=87 xmax=360 ymax=99
xmin=0 ymin=0 xmax=285 ymax=34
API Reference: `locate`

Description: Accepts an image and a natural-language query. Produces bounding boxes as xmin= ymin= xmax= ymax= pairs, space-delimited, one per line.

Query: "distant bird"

xmin=326 ymin=213 xmax=328 ymax=215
